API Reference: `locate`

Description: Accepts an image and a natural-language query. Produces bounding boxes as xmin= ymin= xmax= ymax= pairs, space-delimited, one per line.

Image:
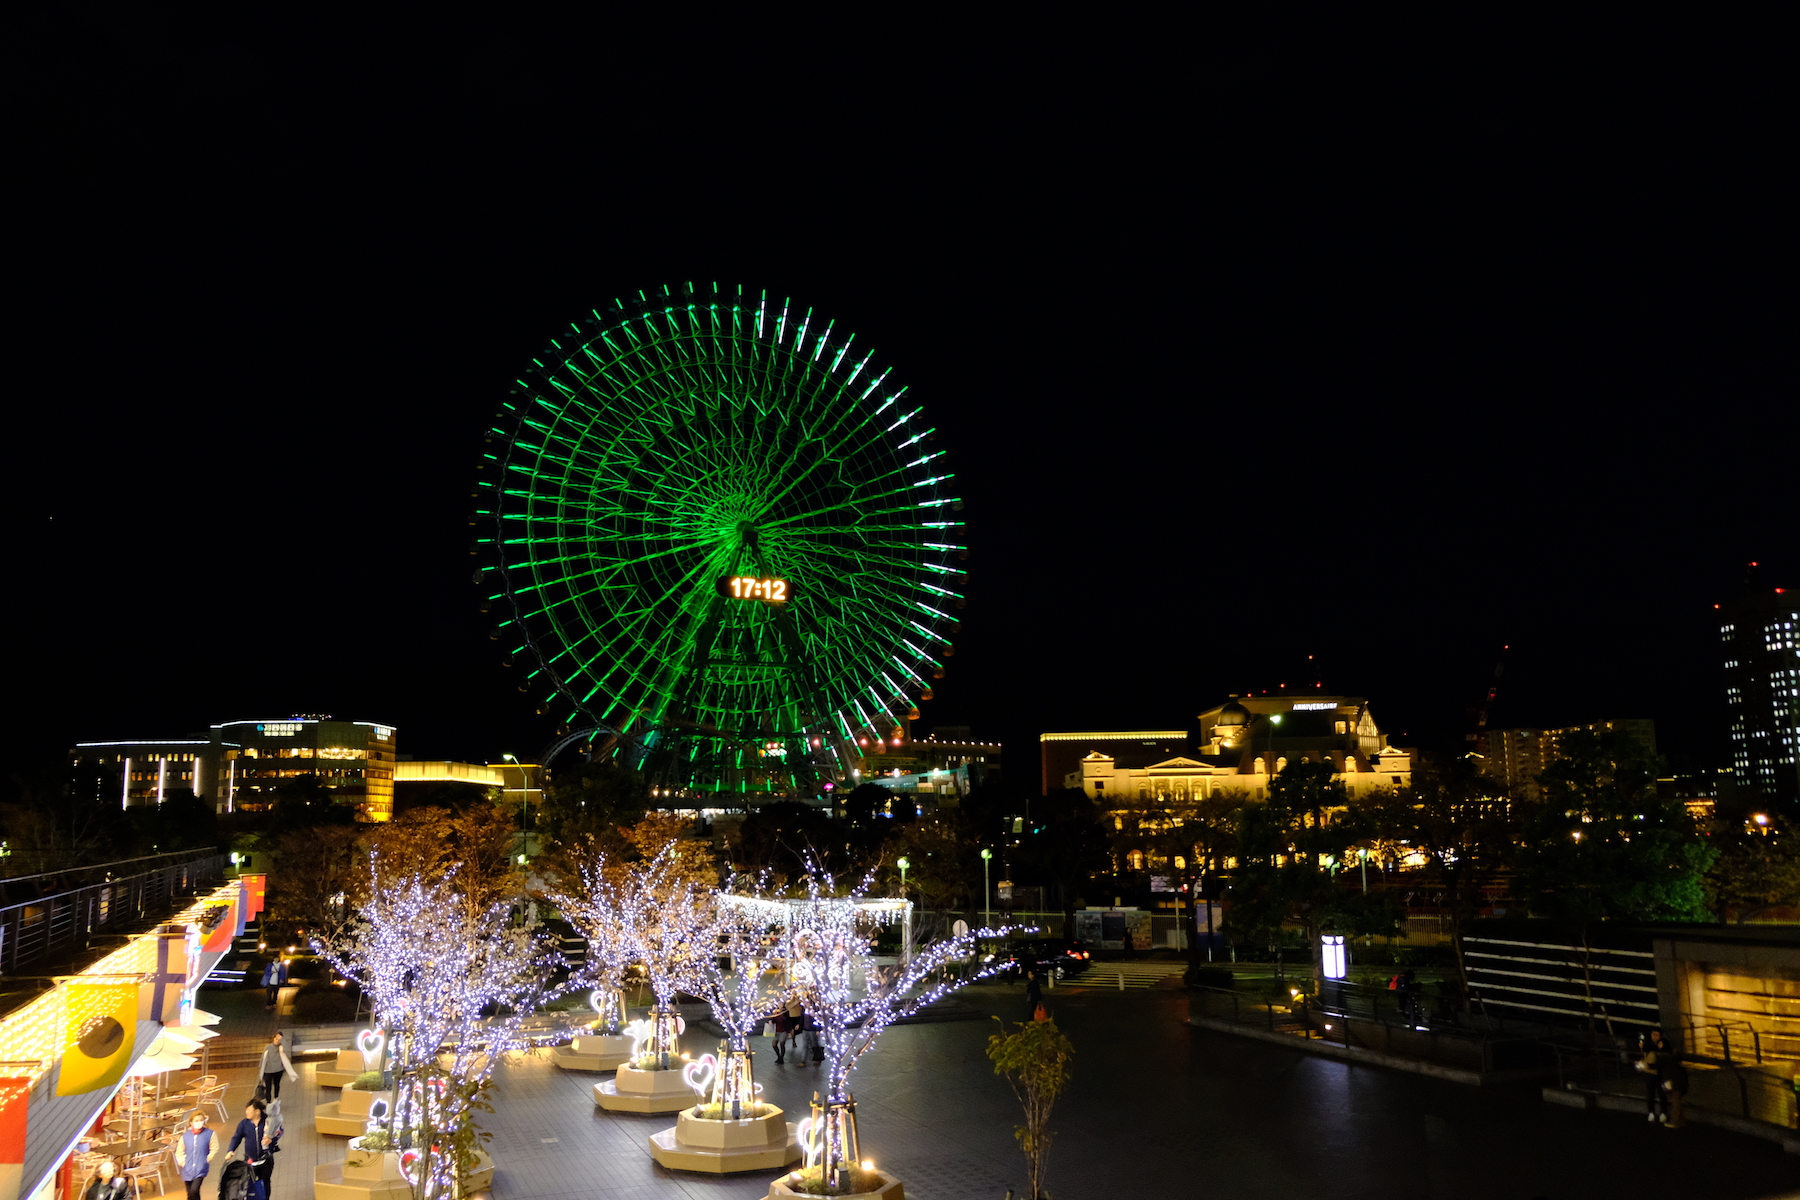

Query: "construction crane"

xmin=1465 ymin=645 xmax=1509 ymax=753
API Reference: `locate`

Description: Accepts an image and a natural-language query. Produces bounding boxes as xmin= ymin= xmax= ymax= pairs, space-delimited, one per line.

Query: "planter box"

xmin=312 ymin=1102 xmax=367 ymax=1138
xmin=764 ymin=1171 xmax=903 ymax=1199
xmin=648 ymin=1108 xmax=801 ymax=1173
xmin=342 ymin=1143 xmax=404 ymax=1183
xmin=318 ymin=1050 xmax=366 ymax=1089
xmin=339 ymin=1089 xmax=393 ymax=1120
xmin=552 ymin=1033 xmax=631 ymax=1072
xmin=595 ymin=1063 xmax=696 ymax=1114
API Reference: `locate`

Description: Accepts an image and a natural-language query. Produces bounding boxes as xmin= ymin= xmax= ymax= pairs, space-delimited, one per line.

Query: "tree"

xmin=266 ymin=824 xmax=362 ymax=945
xmin=986 ymin=1017 xmax=1073 ymax=1200
xmin=0 ymin=764 xmax=126 ymax=873
xmin=879 ymin=811 xmax=982 ymax=931
xmin=1361 ymin=754 xmax=1512 ymax=991
xmin=1014 ymin=788 xmax=1112 ymax=929
xmin=537 ymin=760 xmax=649 ymax=858
xmin=1705 ymin=815 xmax=1800 ymax=923
xmin=1225 ymin=763 xmax=1399 ymax=989
xmin=728 ymin=800 xmax=841 ymax=879
xmin=368 ymin=803 xmax=520 ymax=914
xmin=318 ymin=866 xmax=566 ymax=1200
xmin=1513 ymin=730 xmax=1716 ymax=1033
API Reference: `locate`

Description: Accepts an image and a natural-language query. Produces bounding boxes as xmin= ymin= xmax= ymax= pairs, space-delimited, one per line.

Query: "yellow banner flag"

xmin=57 ymin=983 xmax=136 ymax=1096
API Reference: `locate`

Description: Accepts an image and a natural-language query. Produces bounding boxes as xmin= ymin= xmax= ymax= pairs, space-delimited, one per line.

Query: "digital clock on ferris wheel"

xmin=718 ymin=575 xmax=792 ymax=603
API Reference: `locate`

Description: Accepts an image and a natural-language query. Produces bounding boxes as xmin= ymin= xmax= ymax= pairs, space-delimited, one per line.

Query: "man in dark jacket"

xmin=228 ymin=1100 xmax=269 ymax=1199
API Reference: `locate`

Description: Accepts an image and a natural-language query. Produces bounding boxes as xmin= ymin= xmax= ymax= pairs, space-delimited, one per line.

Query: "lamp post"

xmin=502 ymin=753 xmax=529 ymax=860
xmin=897 ymin=856 xmax=910 ymax=896
xmin=980 ymin=848 xmax=992 ymax=927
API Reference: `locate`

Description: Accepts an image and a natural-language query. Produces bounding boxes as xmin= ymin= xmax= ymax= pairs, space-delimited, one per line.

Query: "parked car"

xmin=995 ymin=938 xmax=1092 ymax=981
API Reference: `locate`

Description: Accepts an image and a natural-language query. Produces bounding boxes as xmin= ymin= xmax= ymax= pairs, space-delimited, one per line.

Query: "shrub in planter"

xmin=292 ymin=980 xmax=358 ymax=1022
xmin=1186 ymin=966 xmax=1235 ymax=990
xmin=351 ymin=1071 xmax=387 ymax=1091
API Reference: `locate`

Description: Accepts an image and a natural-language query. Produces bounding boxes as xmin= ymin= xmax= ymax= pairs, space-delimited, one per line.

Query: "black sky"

xmin=9 ymin=15 xmax=1794 ymax=793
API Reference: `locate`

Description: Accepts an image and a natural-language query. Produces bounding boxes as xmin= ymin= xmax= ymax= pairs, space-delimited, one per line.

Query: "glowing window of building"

xmin=1322 ymin=935 xmax=1347 ymax=980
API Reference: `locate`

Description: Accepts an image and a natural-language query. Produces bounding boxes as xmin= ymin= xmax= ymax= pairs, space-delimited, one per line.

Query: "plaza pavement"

xmin=148 ymin=982 xmax=1798 ymax=1200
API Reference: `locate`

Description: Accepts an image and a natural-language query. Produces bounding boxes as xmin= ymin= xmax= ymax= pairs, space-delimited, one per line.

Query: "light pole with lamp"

xmin=501 ymin=753 xmax=529 ymax=860
xmin=980 ymin=848 xmax=992 ymax=927
xmin=896 ymin=856 xmax=910 ymax=895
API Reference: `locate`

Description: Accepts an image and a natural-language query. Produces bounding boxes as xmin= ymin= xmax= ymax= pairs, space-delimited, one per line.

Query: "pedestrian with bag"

xmin=228 ymin=1099 xmax=269 ymax=1200
xmin=174 ymin=1110 xmax=218 ymax=1200
xmin=785 ymin=997 xmax=808 ymax=1067
xmin=1661 ymin=1052 xmax=1690 ymax=1129
xmin=1023 ymin=969 xmax=1043 ymax=1020
xmin=257 ymin=1032 xmax=298 ymax=1102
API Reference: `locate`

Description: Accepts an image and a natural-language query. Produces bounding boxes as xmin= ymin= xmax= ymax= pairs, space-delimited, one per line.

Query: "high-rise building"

xmin=1720 ymin=587 xmax=1800 ymax=807
xmin=1479 ymin=719 xmax=1657 ymax=803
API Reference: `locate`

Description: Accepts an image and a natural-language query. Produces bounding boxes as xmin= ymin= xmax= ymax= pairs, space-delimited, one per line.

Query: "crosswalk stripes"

xmin=1062 ymin=960 xmax=1188 ymax=989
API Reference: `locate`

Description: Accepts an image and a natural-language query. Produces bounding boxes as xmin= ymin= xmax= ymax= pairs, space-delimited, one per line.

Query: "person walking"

xmin=261 ymin=959 xmax=287 ymax=1010
xmin=80 ymin=1159 xmax=128 ymax=1200
xmin=1661 ymin=1052 xmax=1690 ymax=1129
xmin=1023 ymin=969 xmax=1043 ymax=1020
xmin=258 ymin=1032 xmax=298 ymax=1101
xmin=228 ymin=1099 xmax=268 ymax=1200
xmin=785 ymin=997 xmax=807 ymax=1067
xmin=770 ymin=1001 xmax=793 ymax=1064
xmin=173 ymin=1110 xmax=218 ymax=1200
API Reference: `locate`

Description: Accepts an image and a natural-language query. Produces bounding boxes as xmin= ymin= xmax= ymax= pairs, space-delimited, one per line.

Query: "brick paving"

xmin=118 ymin=982 xmax=1800 ymax=1200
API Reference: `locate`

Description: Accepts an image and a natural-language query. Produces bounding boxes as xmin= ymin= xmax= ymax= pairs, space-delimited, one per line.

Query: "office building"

xmin=1721 ymin=586 xmax=1800 ymax=806
xmin=71 ymin=715 xmax=399 ymax=820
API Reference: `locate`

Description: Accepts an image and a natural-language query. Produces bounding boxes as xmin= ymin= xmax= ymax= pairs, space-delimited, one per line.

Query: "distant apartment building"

xmin=71 ymin=715 xmax=399 ymax=820
xmin=1720 ymin=587 xmax=1800 ymax=807
xmin=1478 ymin=719 xmax=1657 ymax=803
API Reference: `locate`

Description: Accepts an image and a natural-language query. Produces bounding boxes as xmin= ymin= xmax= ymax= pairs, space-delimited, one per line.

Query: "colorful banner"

xmin=57 ymin=984 xmax=136 ymax=1096
xmin=0 ymin=1075 xmax=29 ymax=1200
xmin=141 ymin=932 xmax=187 ymax=1024
xmin=201 ymin=900 xmax=236 ymax=954
xmin=233 ymin=879 xmax=249 ymax=938
xmin=244 ymin=874 xmax=266 ymax=920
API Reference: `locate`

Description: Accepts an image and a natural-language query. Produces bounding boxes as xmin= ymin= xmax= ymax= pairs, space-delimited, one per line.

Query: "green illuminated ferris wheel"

xmin=475 ymin=282 xmax=966 ymax=795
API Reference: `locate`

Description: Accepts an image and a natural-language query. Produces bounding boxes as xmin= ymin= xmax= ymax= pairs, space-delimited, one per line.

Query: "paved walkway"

xmin=115 ymin=982 xmax=1800 ymax=1200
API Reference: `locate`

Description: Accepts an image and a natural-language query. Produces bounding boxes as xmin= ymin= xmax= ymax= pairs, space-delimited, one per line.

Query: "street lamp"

xmin=896 ymin=856 xmax=910 ymax=896
xmin=501 ymin=753 xmax=529 ymax=857
xmin=980 ymin=848 xmax=992 ymax=927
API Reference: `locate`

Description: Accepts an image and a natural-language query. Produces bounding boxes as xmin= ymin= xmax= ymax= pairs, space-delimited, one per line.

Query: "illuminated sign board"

xmin=257 ymin=722 xmax=303 ymax=736
xmin=1291 ymin=703 xmax=1338 ymax=711
xmin=718 ymin=576 xmax=792 ymax=603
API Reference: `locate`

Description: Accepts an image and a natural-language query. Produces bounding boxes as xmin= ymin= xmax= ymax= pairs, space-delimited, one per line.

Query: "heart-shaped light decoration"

xmin=622 ymin=1017 xmax=653 ymax=1058
xmin=398 ymin=1150 xmax=422 ymax=1185
xmin=681 ymin=1053 xmax=717 ymax=1098
xmin=796 ymin=1116 xmax=823 ymax=1167
xmin=356 ymin=1030 xmax=385 ymax=1064
xmin=675 ymin=1014 xmax=686 ymax=1035
xmin=589 ymin=990 xmax=606 ymax=1016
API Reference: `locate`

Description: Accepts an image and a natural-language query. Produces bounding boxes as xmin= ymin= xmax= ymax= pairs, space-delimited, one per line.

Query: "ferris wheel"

xmin=475 ymin=282 xmax=966 ymax=795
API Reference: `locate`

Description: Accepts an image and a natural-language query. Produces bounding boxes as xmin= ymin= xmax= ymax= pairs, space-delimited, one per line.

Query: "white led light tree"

xmin=553 ymin=846 xmax=720 ymax=1114
xmin=318 ymin=859 xmax=566 ymax=1200
xmin=776 ymin=866 xmax=1014 ymax=1196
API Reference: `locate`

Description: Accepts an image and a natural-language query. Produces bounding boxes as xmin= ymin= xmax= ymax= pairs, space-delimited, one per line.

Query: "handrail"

xmin=0 ymin=854 xmax=228 ymax=975
xmin=0 ymin=847 xmax=220 ymax=888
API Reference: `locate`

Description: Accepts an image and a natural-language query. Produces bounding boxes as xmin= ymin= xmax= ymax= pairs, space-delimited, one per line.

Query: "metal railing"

xmin=0 ymin=851 xmax=226 ymax=975
xmin=1550 ymin=1038 xmax=1799 ymax=1130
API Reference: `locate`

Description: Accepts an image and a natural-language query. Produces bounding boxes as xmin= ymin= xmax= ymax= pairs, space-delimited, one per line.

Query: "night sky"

xmin=11 ymin=18 xmax=1793 ymax=793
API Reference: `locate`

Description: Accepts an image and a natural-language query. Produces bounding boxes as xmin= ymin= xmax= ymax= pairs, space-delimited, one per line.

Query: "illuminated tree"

xmin=318 ymin=858 xmax=566 ymax=1200
xmin=551 ymin=844 xmax=715 ymax=1068
xmin=778 ymin=866 xmax=1012 ymax=1194
xmin=673 ymin=879 xmax=793 ymax=1120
